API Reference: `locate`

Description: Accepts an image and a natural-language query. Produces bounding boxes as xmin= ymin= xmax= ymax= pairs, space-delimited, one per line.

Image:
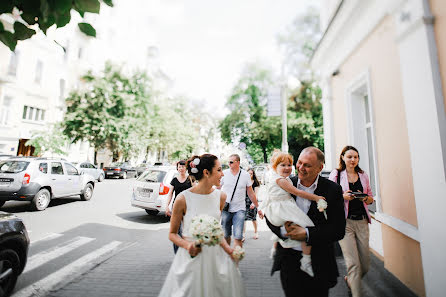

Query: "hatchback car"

xmin=0 ymin=211 xmax=29 ymax=296
xmin=72 ymin=162 xmax=105 ymax=182
xmin=103 ymin=162 xmax=137 ymax=179
xmin=0 ymin=158 xmax=95 ymax=211
xmin=131 ymin=166 xmax=177 ymax=215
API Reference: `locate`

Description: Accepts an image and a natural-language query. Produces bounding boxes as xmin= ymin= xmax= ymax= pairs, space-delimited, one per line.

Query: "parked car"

xmin=0 ymin=158 xmax=95 ymax=211
xmin=72 ymin=161 xmax=105 ymax=182
xmin=0 ymin=211 xmax=29 ymax=296
xmin=103 ymin=162 xmax=137 ymax=179
xmin=135 ymin=163 xmax=151 ymax=177
xmin=131 ymin=166 xmax=177 ymax=215
xmin=0 ymin=154 xmax=13 ymax=161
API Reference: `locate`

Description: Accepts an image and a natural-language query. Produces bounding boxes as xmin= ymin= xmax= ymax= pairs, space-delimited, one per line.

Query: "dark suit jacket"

xmin=266 ymin=175 xmax=346 ymax=288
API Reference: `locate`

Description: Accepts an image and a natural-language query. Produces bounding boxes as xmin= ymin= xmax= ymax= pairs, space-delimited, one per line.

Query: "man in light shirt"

xmin=220 ymin=154 xmax=262 ymax=247
xmin=266 ymin=147 xmax=346 ymax=297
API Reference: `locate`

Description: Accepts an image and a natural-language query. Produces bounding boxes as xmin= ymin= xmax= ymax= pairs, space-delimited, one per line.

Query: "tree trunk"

xmin=94 ymin=149 xmax=98 ymax=165
xmin=112 ymin=150 xmax=119 ymax=162
xmin=262 ymin=146 xmax=268 ymax=163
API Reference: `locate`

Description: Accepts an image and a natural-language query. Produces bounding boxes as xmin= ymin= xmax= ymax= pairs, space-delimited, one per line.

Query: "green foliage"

xmin=62 ymin=62 xmax=153 ymax=160
xmin=219 ymin=63 xmax=282 ymax=163
xmin=0 ymin=0 xmax=113 ymax=51
xmin=26 ymin=124 xmax=68 ymax=156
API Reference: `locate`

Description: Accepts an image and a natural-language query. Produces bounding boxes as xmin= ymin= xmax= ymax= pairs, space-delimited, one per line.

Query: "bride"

xmin=158 ymin=154 xmax=245 ymax=297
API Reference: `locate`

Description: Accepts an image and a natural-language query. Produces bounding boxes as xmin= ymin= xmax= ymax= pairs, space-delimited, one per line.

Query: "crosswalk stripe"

xmin=25 ymin=236 xmax=95 ymax=273
xmin=31 ymin=233 xmax=63 ymax=244
xmin=12 ymin=241 xmax=124 ymax=297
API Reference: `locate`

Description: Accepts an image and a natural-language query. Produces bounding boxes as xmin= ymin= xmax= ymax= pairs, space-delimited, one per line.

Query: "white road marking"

xmin=31 ymin=233 xmax=63 ymax=244
xmin=25 ymin=236 xmax=95 ymax=272
xmin=13 ymin=241 xmax=124 ymax=297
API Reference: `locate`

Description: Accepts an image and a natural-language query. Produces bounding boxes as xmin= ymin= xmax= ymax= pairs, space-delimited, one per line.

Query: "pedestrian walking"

xmin=243 ymin=168 xmax=260 ymax=241
xmin=329 ymin=146 xmax=374 ymax=297
xmin=220 ymin=154 xmax=262 ymax=248
xmin=165 ymin=160 xmax=193 ymax=253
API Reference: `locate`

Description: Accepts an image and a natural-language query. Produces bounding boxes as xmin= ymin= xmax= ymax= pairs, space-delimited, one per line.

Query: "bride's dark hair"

xmin=186 ymin=154 xmax=218 ymax=180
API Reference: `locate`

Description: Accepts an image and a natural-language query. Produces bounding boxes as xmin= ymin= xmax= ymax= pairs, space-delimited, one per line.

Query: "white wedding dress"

xmin=158 ymin=189 xmax=245 ymax=297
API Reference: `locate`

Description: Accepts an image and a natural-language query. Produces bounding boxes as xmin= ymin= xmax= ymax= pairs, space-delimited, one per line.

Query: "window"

xmin=51 ymin=162 xmax=64 ymax=175
xmin=347 ymin=74 xmax=379 ymax=212
xmin=0 ymin=96 xmax=12 ymax=126
xmin=8 ymin=51 xmax=19 ymax=76
xmin=78 ymin=47 xmax=83 ymax=59
xmin=35 ymin=60 xmax=43 ymax=84
xmin=65 ymin=163 xmax=78 ymax=175
xmin=22 ymin=105 xmax=45 ymax=122
xmin=39 ymin=163 xmax=48 ymax=174
xmin=80 ymin=163 xmax=87 ymax=168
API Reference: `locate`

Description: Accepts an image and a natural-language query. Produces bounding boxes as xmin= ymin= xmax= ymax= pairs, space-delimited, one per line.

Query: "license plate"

xmin=138 ymin=187 xmax=153 ymax=198
xmin=106 ymin=172 xmax=113 ymax=175
xmin=0 ymin=182 xmax=10 ymax=186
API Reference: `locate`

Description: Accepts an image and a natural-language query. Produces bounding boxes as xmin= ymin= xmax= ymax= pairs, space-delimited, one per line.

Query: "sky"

xmin=108 ymin=0 xmax=318 ymax=116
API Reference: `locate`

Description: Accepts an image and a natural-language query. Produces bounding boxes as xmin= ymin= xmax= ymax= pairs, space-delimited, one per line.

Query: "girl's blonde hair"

xmin=271 ymin=152 xmax=293 ymax=170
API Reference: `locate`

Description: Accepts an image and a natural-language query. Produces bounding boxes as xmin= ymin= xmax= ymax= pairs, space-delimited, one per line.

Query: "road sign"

xmin=267 ymin=87 xmax=281 ymax=117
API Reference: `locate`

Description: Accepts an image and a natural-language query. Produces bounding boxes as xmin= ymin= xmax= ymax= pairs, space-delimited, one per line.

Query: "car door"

xmin=49 ymin=162 xmax=70 ymax=197
xmin=64 ymin=163 xmax=82 ymax=195
xmin=87 ymin=163 xmax=99 ymax=179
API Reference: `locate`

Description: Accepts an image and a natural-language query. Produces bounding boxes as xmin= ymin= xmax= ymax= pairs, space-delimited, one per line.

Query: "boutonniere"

xmin=317 ymin=199 xmax=328 ymax=219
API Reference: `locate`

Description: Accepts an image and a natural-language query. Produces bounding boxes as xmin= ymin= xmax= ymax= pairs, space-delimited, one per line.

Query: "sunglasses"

xmin=229 ymin=161 xmax=238 ymax=164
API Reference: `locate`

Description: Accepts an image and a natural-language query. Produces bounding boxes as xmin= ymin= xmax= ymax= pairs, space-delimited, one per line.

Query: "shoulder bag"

xmin=222 ymin=170 xmax=242 ymax=212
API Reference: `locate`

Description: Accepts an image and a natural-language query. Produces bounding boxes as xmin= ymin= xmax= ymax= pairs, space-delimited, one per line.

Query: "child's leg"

xmin=301 ymin=241 xmax=311 ymax=255
xmin=300 ymin=241 xmax=314 ymax=277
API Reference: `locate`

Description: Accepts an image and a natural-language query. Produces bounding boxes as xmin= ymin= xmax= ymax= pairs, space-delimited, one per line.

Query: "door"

xmin=49 ymin=162 xmax=70 ymax=196
xmin=64 ymin=163 xmax=81 ymax=194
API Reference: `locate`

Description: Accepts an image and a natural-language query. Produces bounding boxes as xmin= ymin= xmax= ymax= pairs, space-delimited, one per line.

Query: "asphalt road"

xmin=4 ymin=178 xmax=172 ymax=297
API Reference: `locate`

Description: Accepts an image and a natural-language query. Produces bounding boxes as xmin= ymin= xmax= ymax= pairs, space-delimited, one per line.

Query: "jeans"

xmin=221 ymin=210 xmax=246 ymax=240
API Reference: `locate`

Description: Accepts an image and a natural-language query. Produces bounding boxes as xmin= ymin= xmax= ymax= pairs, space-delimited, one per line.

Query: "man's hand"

xmin=250 ymin=203 xmax=255 ymax=210
xmin=258 ymin=209 xmax=264 ymax=219
xmin=284 ymin=222 xmax=307 ymax=241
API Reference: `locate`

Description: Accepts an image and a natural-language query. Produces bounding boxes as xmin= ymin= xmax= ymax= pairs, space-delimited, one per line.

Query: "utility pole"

xmin=280 ymin=65 xmax=288 ymax=153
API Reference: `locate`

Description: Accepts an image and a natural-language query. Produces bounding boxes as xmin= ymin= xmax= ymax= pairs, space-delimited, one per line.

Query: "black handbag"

xmin=222 ymin=171 xmax=241 ymax=212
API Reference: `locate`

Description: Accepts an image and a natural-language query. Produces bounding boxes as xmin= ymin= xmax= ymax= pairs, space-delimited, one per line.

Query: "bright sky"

xmin=111 ymin=0 xmax=318 ymax=116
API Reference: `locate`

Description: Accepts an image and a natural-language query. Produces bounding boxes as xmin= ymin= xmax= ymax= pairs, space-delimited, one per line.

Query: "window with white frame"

xmin=34 ymin=60 xmax=43 ymax=84
xmin=348 ymin=76 xmax=379 ymax=212
xmin=59 ymin=79 xmax=66 ymax=102
xmin=0 ymin=96 xmax=13 ymax=126
xmin=22 ymin=105 xmax=45 ymax=122
xmin=8 ymin=51 xmax=19 ymax=76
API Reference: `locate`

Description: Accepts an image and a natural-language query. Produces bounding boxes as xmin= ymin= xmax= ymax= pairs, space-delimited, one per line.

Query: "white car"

xmin=131 ymin=166 xmax=177 ymax=215
xmin=72 ymin=162 xmax=105 ymax=182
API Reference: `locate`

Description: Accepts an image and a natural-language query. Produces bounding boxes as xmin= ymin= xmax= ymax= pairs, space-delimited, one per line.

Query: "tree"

xmin=0 ymin=0 xmax=113 ymax=51
xmin=62 ymin=62 xmax=153 ymax=162
xmin=26 ymin=123 xmax=68 ymax=156
xmin=219 ymin=63 xmax=282 ymax=163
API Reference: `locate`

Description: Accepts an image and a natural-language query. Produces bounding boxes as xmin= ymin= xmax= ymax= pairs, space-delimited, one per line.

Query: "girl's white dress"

xmin=261 ymin=172 xmax=314 ymax=248
xmin=158 ymin=189 xmax=245 ymax=297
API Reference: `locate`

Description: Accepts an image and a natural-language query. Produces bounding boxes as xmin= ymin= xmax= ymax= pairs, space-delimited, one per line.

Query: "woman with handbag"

xmin=243 ymin=168 xmax=260 ymax=240
xmin=329 ymin=146 xmax=374 ymax=297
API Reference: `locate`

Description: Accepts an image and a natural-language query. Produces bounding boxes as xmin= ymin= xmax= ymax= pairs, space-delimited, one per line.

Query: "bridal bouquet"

xmin=189 ymin=214 xmax=224 ymax=246
xmin=232 ymin=246 xmax=245 ymax=262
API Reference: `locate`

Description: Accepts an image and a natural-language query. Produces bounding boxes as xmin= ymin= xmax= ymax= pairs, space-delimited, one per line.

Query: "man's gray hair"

xmin=301 ymin=147 xmax=325 ymax=164
xmin=229 ymin=154 xmax=240 ymax=161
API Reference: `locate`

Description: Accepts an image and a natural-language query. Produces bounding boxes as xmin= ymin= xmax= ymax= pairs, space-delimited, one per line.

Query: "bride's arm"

xmin=169 ymin=194 xmax=201 ymax=256
xmin=219 ymin=192 xmax=234 ymax=256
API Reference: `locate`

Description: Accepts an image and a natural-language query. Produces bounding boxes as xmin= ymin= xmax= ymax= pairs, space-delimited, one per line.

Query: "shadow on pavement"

xmin=116 ymin=211 xmax=170 ymax=225
xmin=1 ymin=197 xmax=80 ymax=213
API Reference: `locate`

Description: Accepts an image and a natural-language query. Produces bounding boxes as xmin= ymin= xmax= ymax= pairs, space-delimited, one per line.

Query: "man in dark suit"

xmin=266 ymin=147 xmax=346 ymax=297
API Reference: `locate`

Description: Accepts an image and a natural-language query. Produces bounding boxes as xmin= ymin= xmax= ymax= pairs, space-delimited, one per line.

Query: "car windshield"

xmin=0 ymin=161 xmax=30 ymax=173
xmin=110 ymin=162 xmax=123 ymax=167
xmin=137 ymin=170 xmax=167 ymax=183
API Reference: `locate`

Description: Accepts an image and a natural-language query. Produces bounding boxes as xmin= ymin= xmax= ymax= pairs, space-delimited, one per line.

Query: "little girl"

xmin=261 ymin=152 xmax=325 ymax=277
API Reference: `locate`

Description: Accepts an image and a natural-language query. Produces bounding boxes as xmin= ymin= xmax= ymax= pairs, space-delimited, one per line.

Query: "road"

xmin=4 ymin=178 xmax=173 ymax=297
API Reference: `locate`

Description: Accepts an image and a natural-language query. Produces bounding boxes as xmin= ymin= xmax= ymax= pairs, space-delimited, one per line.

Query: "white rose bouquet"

xmin=232 ymin=246 xmax=245 ymax=262
xmin=189 ymin=214 xmax=224 ymax=247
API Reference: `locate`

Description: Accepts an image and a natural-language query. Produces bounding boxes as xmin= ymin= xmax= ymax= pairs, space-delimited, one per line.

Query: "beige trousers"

xmin=339 ymin=218 xmax=370 ymax=297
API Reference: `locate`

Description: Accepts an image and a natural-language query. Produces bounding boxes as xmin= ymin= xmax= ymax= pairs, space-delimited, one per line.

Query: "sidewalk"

xmin=48 ymin=219 xmax=417 ymax=297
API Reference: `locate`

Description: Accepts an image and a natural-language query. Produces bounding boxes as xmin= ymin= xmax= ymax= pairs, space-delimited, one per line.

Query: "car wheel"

xmin=31 ymin=189 xmax=51 ymax=211
xmin=145 ymin=209 xmax=159 ymax=216
xmin=80 ymin=184 xmax=94 ymax=201
xmin=98 ymin=174 xmax=105 ymax=182
xmin=0 ymin=249 xmax=21 ymax=297
xmin=121 ymin=172 xmax=127 ymax=179
xmin=0 ymin=201 xmax=5 ymax=209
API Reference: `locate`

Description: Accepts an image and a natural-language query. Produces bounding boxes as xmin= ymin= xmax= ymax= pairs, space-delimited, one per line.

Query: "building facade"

xmin=311 ymin=1 xmax=446 ymax=296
